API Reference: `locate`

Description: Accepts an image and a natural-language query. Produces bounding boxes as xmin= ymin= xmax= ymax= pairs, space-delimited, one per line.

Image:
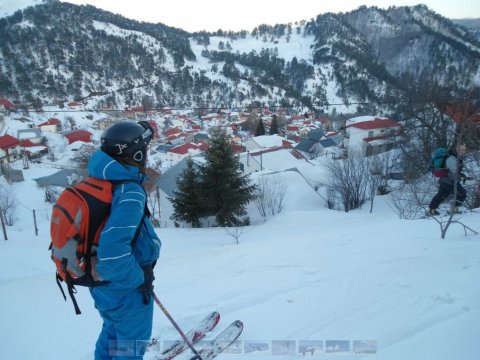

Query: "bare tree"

xmin=388 ymin=178 xmax=434 ymax=219
xmin=0 ymin=188 xmax=18 ymax=226
xmin=324 ymin=148 xmax=370 ymax=212
xmin=253 ymin=175 xmax=288 ymax=218
xmin=366 ymin=151 xmax=395 ymax=213
xmin=326 ymin=186 xmax=338 ymax=210
xmin=225 ymin=225 xmax=246 ymax=245
xmin=395 ymin=102 xmax=456 ymax=181
xmin=73 ymin=144 xmax=96 ymax=171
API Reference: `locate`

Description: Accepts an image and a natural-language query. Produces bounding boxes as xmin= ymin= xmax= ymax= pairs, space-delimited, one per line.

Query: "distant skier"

xmin=427 ymin=142 xmax=467 ymax=215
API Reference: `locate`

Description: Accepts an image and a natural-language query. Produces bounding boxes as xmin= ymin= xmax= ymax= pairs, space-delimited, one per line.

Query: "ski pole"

xmin=152 ymin=292 xmax=203 ymax=360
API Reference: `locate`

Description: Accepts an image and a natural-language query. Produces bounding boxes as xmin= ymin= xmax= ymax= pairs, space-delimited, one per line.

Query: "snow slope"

xmin=0 ymin=161 xmax=479 ymax=360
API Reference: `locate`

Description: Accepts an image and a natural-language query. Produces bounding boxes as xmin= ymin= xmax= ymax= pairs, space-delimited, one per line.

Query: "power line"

xmin=10 ymin=96 xmax=479 ymax=114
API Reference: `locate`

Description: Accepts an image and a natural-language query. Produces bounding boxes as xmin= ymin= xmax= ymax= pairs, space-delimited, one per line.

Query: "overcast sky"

xmin=62 ymin=0 xmax=480 ymax=32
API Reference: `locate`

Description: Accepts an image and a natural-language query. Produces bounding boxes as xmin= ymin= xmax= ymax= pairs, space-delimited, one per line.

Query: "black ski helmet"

xmin=100 ymin=121 xmax=154 ymax=168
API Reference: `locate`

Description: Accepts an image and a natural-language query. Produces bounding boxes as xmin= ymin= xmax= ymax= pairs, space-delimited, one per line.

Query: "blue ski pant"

xmin=91 ymin=288 xmax=153 ymax=359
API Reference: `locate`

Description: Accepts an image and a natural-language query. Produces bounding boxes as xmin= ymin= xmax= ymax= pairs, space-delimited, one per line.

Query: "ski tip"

xmin=233 ymin=320 xmax=243 ymax=329
xmin=211 ymin=312 xmax=221 ymax=328
xmin=212 ymin=311 xmax=220 ymax=319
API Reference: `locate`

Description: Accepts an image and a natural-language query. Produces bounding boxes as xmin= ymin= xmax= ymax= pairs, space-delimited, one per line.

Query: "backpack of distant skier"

xmin=430 ymin=147 xmax=449 ymax=177
xmin=49 ymin=177 xmax=147 ymax=314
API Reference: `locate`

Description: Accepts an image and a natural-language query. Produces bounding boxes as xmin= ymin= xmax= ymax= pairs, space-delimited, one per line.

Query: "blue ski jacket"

xmin=87 ymin=150 xmax=161 ymax=295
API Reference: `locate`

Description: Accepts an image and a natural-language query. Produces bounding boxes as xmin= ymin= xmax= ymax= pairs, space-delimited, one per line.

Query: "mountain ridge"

xmin=0 ymin=1 xmax=479 ymax=116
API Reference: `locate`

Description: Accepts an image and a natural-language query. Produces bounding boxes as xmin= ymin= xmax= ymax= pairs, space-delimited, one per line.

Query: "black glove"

xmin=138 ymin=264 xmax=155 ymax=304
xmin=459 ymin=173 xmax=467 ymax=184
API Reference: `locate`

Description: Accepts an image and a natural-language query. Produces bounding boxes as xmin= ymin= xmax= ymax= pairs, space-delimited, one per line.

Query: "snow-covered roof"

xmin=346 ymin=115 xmax=388 ymax=126
xmin=247 ymin=134 xmax=285 ymax=148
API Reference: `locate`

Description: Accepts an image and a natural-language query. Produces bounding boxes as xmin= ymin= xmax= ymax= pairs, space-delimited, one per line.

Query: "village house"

xmin=295 ymin=129 xmax=339 ymax=159
xmin=17 ymin=128 xmax=44 ymax=145
xmin=345 ymin=117 xmax=403 ymax=156
xmin=434 ymin=101 xmax=480 ymax=150
xmin=162 ymin=127 xmax=182 ymax=139
xmin=0 ymin=99 xmax=15 ymax=114
xmin=0 ymin=134 xmax=21 ymax=164
xmin=38 ymin=118 xmax=61 ymax=133
xmin=20 ymin=139 xmax=48 ymax=159
xmin=92 ymin=118 xmax=114 ymax=131
xmin=243 ymin=134 xmax=286 ymax=152
xmin=166 ymin=142 xmax=205 ymax=162
xmin=239 ymin=142 xmax=308 ymax=174
xmin=62 ymin=130 xmax=93 ymax=144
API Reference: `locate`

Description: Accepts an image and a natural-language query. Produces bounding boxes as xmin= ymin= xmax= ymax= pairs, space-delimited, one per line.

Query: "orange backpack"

xmin=50 ymin=177 xmax=146 ymax=314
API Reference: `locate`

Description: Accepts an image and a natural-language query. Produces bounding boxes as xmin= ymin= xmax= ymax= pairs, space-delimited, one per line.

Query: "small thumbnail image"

xmin=195 ymin=340 xmax=214 ymax=354
xmin=325 ymin=340 xmax=350 ymax=354
xmin=221 ymin=340 xmax=243 ymax=355
xmin=298 ymin=340 xmax=323 ymax=356
xmin=244 ymin=340 xmax=270 ymax=355
xmin=272 ymin=340 xmax=296 ymax=356
xmin=352 ymin=340 xmax=377 ymax=355
xmin=162 ymin=339 xmax=182 ymax=354
xmin=109 ymin=340 xmax=135 ymax=357
xmin=140 ymin=339 xmax=160 ymax=357
xmin=142 ymin=338 xmax=160 ymax=357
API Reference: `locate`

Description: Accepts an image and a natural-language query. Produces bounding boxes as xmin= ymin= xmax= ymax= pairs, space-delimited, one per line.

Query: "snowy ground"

xmin=0 ymin=163 xmax=479 ymax=360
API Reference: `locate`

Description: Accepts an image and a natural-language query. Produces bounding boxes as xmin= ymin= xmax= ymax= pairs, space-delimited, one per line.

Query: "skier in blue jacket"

xmin=87 ymin=121 xmax=161 ymax=359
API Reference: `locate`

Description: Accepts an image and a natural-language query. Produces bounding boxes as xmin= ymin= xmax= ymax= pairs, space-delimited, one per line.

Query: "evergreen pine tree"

xmin=201 ymin=128 xmax=256 ymax=226
xmin=169 ymin=157 xmax=204 ymax=227
xmin=255 ymin=119 xmax=266 ymax=136
xmin=269 ymin=115 xmax=280 ymax=135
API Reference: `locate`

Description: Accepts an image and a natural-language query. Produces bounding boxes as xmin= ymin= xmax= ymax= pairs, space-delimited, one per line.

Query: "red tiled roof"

xmin=363 ymin=135 xmax=390 ymax=142
xmin=64 ymin=130 xmax=92 ymax=144
xmin=166 ymin=133 xmax=185 ymax=142
xmin=67 ymin=101 xmax=82 ymax=107
xmin=230 ymin=144 xmax=244 ymax=153
xmin=163 ymin=128 xmax=182 ymax=137
xmin=39 ymin=118 xmax=61 ymax=126
xmin=349 ymin=118 xmax=400 ymax=130
xmin=435 ymin=102 xmax=480 ymax=124
xmin=0 ymin=135 xmax=20 ymax=149
xmin=290 ymin=115 xmax=305 ymax=120
xmin=168 ymin=143 xmax=200 ymax=155
xmin=0 ymin=99 xmax=15 ymax=109
xmin=20 ymin=139 xmax=37 ymax=147
xmin=198 ymin=142 xmax=209 ymax=151
xmin=282 ymin=140 xmax=293 ymax=147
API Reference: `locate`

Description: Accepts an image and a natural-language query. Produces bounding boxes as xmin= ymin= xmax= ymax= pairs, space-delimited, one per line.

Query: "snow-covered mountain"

xmin=0 ymin=1 xmax=479 ymax=115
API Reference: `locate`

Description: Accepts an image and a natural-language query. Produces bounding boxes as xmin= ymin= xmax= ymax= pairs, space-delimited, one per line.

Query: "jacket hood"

xmin=88 ymin=150 xmax=145 ymax=182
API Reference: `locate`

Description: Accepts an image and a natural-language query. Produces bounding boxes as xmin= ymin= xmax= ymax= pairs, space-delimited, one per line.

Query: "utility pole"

xmin=33 ymin=210 xmax=38 ymax=236
xmin=155 ymin=186 xmax=161 ymax=226
xmin=0 ymin=205 xmax=7 ymax=240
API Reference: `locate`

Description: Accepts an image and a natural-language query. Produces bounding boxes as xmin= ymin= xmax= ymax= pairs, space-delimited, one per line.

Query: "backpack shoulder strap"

xmin=110 ymin=180 xmax=150 ymax=248
xmin=131 ymin=204 xmax=148 ymax=249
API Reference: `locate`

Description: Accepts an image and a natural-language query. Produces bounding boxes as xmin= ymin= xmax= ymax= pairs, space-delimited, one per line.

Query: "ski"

xmin=153 ymin=311 xmax=221 ymax=360
xmin=189 ymin=320 xmax=244 ymax=360
xmin=423 ymin=208 xmax=466 ymax=218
